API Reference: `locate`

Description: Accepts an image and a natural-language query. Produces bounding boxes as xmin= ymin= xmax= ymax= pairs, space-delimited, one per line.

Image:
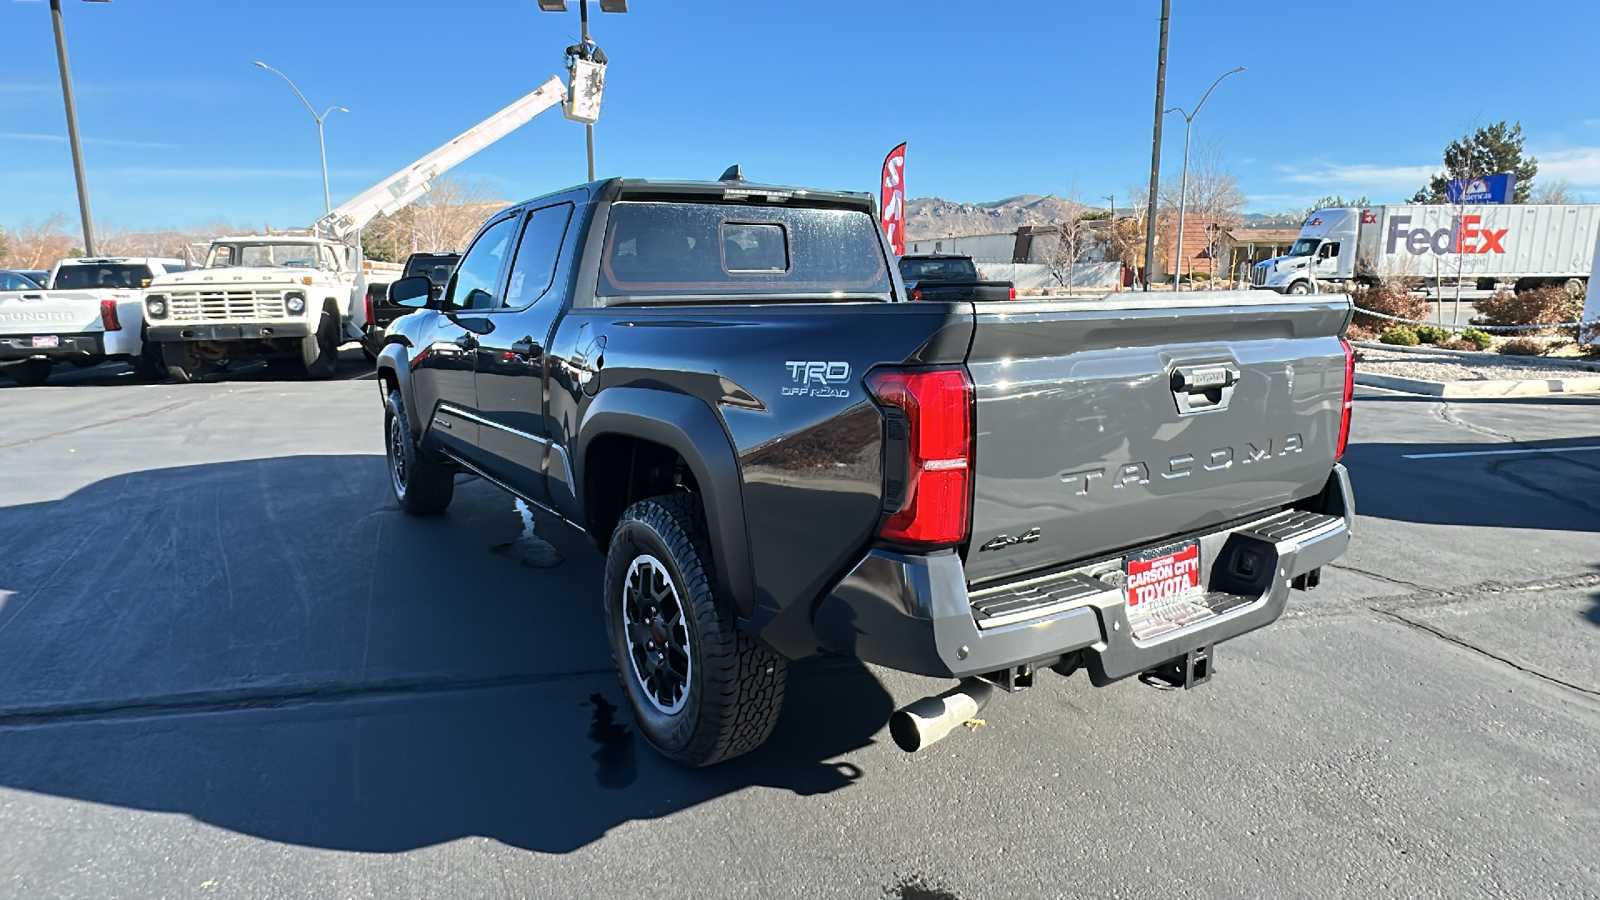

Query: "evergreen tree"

xmin=1303 ymin=196 xmax=1370 ymax=223
xmin=1412 ymin=121 xmax=1538 ymax=203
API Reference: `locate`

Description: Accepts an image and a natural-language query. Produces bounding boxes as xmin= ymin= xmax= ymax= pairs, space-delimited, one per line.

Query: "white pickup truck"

xmin=0 ymin=257 xmax=186 ymax=386
xmin=142 ymin=235 xmax=373 ymax=382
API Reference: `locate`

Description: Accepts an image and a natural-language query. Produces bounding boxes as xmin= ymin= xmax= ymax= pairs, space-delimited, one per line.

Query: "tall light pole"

xmin=50 ymin=0 xmax=109 ymax=256
xmin=537 ymin=0 xmax=627 ymax=181
xmin=1142 ymin=0 xmax=1170 ymax=292
xmin=1164 ymin=66 xmax=1245 ymax=291
xmin=253 ymin=61 xmax=347 ymax=215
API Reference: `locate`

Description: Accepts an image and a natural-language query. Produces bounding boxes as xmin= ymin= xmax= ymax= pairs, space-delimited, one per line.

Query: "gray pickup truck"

xmin=375 ymin=174 xmax=1356 ymax=766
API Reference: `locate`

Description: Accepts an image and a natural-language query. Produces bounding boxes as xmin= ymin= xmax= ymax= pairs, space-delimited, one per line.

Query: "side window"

xmin=1320 ymin=241 xmax=1340 ymax=260
xmin=447 ymin=216 xmax=519 ymax=311
xmin=503 ymin=203 xmax=574 ymax=309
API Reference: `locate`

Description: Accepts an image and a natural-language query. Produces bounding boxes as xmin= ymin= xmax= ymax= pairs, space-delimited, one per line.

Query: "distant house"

xmin=1228 ymin=228 xmax=1301 ymax=269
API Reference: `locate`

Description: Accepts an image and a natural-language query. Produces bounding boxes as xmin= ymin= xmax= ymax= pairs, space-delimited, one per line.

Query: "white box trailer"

xmin=1251 ymin=204 xmax=1600 ymax=294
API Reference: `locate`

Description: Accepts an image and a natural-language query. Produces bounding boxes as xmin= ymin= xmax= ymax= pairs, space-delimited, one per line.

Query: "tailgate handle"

xmin=1170 ymin=364 xmax=1239 ymax=414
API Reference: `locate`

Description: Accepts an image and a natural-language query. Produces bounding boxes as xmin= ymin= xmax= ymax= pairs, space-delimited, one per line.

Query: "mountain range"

xmin=904 ymin=194 xmax=1299 ymax=239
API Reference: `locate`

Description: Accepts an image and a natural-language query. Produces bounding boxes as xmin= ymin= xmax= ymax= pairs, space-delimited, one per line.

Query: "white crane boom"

xmin=313 ymin=76 xmax=566 ymax=243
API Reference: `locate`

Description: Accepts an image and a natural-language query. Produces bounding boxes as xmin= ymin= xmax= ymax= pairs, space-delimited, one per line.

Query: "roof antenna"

xmin=719 ymin=164 xmax=745 ymax=183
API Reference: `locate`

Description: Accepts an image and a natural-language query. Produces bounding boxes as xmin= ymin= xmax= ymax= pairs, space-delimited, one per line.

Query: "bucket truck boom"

xmin=141 ymin=76 xmax=568 ymax=382
xmin=314 ymin=76 xmax=566 ymax=242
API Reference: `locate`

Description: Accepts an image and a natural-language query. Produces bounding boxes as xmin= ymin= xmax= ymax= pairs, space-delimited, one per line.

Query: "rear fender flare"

xmin=576 ymin=387 xmax=754 ymax=619
xmin=375 ymin=343 xmax=420 ymax=439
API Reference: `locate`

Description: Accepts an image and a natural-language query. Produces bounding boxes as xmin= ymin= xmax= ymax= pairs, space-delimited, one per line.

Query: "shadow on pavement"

xmin=0 ymin=456 xmax=891 ymax=853
xmin=1343 ymin=436 xmax=1600 ymax=532
xmin=0 ymin=346 xmax=372 ymax=388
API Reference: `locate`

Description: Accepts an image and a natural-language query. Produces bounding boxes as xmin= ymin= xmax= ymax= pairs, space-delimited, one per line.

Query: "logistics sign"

xmin=1385 ymin=214 xmax=1509 ymax=257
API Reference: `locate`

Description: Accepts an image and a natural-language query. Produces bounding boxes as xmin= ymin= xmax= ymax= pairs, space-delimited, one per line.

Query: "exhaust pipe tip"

xmin=890 ymin=679 xmax=995 ymax=753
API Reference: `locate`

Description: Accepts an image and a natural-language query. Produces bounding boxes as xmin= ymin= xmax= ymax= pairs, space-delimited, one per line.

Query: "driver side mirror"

xmin=389 ymin=275 xmax=437 ymax=309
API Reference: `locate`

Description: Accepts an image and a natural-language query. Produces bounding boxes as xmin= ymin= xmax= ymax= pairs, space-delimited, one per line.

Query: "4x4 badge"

xmin=979 ymin=528 xmax=1041 ymax=552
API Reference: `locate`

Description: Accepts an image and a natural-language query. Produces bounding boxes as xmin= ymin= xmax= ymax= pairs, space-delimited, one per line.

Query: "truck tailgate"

xmin=0 ymin=290 xmax=114 ymax=335
xmin=962 ymin=292 xmax=1350 ymax=586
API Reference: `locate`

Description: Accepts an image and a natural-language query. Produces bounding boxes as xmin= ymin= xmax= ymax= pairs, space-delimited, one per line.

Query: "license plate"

xmin=1126 ymin=542 xmax=1201 ymax=608
xmin=32 ymin=335 xmax=59 ymax=348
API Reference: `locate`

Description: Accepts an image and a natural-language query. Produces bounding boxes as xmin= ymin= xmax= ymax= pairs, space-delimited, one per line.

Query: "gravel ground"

xmin=1355 ymin=347 xmax=1600 ymax=382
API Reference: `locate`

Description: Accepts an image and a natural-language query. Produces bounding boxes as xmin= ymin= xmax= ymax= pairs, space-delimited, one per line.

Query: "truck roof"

xmin=208 ymin=235 xmax=336 ymax=244
xmin=54 ymin=257 xmax=184 ymax=266
xmin=516 ymin=177 xmax=875 ymax=213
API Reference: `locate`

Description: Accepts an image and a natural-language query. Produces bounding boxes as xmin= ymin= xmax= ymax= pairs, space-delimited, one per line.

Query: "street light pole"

xmin=579 ymin=0 xmax=595 ymax=181
xmin=537 ymin=0 xmax=626 ymax=181
xmin=1164 ymin=66 xmax=1244 ymax=291
xmin=49 ymin=0 xmax=99 ymax=256
xmin=253 ymin=61 xmax=347 ymax=215
xmin=1142 ymin=0 xmax=1170 ymax=292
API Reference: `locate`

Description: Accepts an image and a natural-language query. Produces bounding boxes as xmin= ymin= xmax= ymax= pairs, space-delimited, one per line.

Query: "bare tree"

xmin=364 ymin=176 xmax=507 ymax=262
xmin=3 ymin=214 xmax=77 ymax=269
xmin=1106 ymin=184 xmax=1163 ymax=283
xmin=1531 ymin=178 xmax=1575 ymax=204
xmin=1046 ymin=188 xmax=1091 ymax=290
xmin=1156 ymin=140 xmax=1245 ymax=285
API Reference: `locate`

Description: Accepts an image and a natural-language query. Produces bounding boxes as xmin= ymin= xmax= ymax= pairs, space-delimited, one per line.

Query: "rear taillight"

xmin=866 ymin=367 xmax=974 ymax=546
xmin=1337 ymin=338 xmax=1355 ymax=459
xmin=1007 ymin=286 xmax=1016 ymax=300
xmin=910 ymin=286 xmax=923 ymax=301
xmin=364 ymin=292 xmax=374 ymax=330
xmin=100 ymin=300 xmax=122 ymax=332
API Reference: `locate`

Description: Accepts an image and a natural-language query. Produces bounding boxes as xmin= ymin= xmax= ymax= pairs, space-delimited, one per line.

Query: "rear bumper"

xmin=0 ymin=332 xmax=105 ymax=361
xmin=148 ymin=322 xmax=312 ymax=342
xmin=813 ymin=465 xmax=1354 ymax=681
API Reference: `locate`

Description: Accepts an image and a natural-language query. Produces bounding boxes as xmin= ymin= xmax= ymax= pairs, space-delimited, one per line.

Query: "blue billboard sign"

xmin=1447 ymin=173 xmax=1516 ymax=204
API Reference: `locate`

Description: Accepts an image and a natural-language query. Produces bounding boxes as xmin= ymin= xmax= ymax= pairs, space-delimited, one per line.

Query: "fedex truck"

xmin=1251 ymin=205 xmax=1600 ymax=295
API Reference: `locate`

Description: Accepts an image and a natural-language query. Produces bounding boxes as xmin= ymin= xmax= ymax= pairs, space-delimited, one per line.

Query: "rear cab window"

xmin=597 ymin=202 xmax=890 ymax=302
xmin=53 ymin=263 xmax=157 ymax=290
xmin=899 ymin=257 xmax=978 ymax=282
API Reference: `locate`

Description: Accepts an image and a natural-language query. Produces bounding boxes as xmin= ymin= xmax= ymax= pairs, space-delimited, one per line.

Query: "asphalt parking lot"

xmin=1 ymin=364 xmax=1597 ymax=899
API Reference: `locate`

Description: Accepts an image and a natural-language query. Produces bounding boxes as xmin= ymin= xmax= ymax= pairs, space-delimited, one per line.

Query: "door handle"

xmin=455 ymin=335 xmax=479 ymax=351
xmin=511 ymin=338 xmax=539 ymax=358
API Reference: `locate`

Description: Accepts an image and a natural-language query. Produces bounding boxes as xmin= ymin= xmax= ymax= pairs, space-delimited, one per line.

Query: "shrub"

xmin=1345 ymin=322 xmax=1379 ymax=342
xmin=1459 ymin=328 xmax=1493 ymax=350
xmin=1413 ymin=324 xmax=1451 ymax=344
xmin=1380 ymin=326 xmax=1420 ymax=346
xmin=1473 ymin=287 xmax=1582 ymax=334
xmin=1351 ymin=282 xmax=1428 ymax=331
xmin=1439 ymin=338 xmax=1477 ymax=351
xmin=1498 ymin=337 xmax=1545 ymax=356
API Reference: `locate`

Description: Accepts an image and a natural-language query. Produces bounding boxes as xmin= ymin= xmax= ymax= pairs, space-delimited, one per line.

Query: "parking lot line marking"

xmin=1402 ymin=445 xmax=1600 ymax=460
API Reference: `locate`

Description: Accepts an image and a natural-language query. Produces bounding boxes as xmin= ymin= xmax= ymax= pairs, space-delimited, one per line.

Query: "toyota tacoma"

xmin=374 ymin=174 xmax=1356 ymax=766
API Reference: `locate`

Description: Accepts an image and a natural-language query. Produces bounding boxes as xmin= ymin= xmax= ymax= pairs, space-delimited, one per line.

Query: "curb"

xmin=1356 ymin=372 xmax=1600 ymax=397
xmin=1353 ymin=341 xmax=1600 ymax=373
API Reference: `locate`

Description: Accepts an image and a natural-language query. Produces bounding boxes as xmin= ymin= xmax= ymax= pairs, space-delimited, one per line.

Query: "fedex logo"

xmin=1385 ymin=214 xmax=1508 ymax=256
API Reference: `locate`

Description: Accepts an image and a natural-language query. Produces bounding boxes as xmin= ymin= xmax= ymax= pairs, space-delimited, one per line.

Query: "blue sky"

xmin=3 ymin=0 xmax=1599 ymax=231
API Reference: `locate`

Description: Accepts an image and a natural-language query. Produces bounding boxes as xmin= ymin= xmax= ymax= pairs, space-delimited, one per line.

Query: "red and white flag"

xmin=879 ymin=142 xmax=907 ymax=257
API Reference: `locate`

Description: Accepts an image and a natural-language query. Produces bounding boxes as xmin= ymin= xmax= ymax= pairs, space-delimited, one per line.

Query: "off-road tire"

xmin=604 ymin=493 xmax=786 ymax=767
xmin=385 ymin=389 xmax=453 ymax=515
xmin=5 ymin=358 xmax=52 ymax=387
xmin=131 ymin=332 xmax=164 ymax=381
xmin=299 ymin=306 xmax=340 ymax=380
